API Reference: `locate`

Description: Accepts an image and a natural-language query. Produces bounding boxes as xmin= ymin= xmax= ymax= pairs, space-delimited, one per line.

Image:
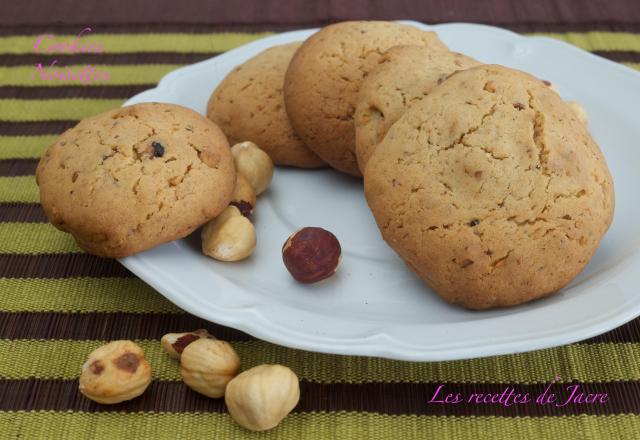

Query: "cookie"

xmin=207 ymin=42 xmax=325 ymax=169
xmin=364 ymin=65 xmax=614 ymax=309
xmin=355 ymin=45 xmax=480 ymax=172
xmin=284 ymin=21 xmax=448 ymax=176
xmin=36 ymin=102 xmax=236 ymax=258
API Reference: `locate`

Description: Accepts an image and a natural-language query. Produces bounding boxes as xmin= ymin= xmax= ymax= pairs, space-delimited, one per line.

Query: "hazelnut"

xmin=225 ymin=364 xmax=300 ymax=432
xmin=230 ymin=173 xmax=257 ymax=217
xmin=202 ymin=205 xmax=256 ymax=262
xmin=567 ymin=101 xmax=588 ymax=126
xmin=79 ymin=340 xmax=152 ymax=404
xmin=231 ymin=141 xmax=273 ymax=195
xmin=161 ymin=329 xmax=216 ymax=360
xmin=180 ymin=338 xmax=240 ymax=398
xmin=282 ymin=227 xmax=341 ymax=283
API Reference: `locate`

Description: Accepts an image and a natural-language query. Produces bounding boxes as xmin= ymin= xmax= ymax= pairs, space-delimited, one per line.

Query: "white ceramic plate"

xmin=122 ymin=22 xmax=640 ymax=361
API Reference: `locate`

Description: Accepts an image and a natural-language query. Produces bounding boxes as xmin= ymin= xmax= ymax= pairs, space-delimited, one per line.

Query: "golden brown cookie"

xmin=355 ymin=45 xmax=480 ymax=172
xmin=36 ymin=102 xmax=236 ymax=258
xmin=284 ymin=21 xmax=448 ymax=176
xmin=364 ymin=65 xmax=614 ymax=309
xmin=207 ymin=42 xmax=325 ymax=168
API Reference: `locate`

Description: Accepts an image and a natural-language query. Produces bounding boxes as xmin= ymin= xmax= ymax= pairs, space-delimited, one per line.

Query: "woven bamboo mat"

xmin=1 ymin=1 xmax=640 ymax=438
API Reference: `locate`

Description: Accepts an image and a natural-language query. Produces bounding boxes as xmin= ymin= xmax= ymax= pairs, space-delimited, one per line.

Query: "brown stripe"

xmin=0 ymin=52 xmax=217 ymax=67
xmin=0 ymin=253 xmax=133 ymax=278
xmin=593 ymin=50 xmax=640 ymax=63
xmin=0 ymin=378 xmax=636 ymax=416
xmin=0 ymin=310 xmax=637 ymax=343
xmin=0 ymin=158 xmax=38 ymax=176
xmin=0 ymin=312 xmax=255 ymax=341
xmin=0 ymin=120 xmax=76 ymax=136
xmin=0 ymin=203 xmax=47 ymax=222
xmin=0 ymin=85 xmax=154 ymax=99
xmin=2 ymin=21 xmax=640 ymax=37
xmin=3 ymin=0 xmax=640 ymax=27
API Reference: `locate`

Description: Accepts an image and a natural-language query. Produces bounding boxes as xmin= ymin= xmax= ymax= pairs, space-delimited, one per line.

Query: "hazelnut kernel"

xmin=231 ymin=141 xmax=273 ymax=195
xmin=225 ymin=364 xmax=300 ymax=431
xmin=282 ymin=227 xmax=341 ymax=283
xmin=180 ymin=338 xmax=240 ymax=398
xmin=78 ymin=340 xmax=152 ymax=404
xmin=202 ymin=205 xmax=256 ymax=262
xmin=161 ymin=329 xmax=216 ymax=360
xmin=230 ymin=173 xmax=257 ymax=217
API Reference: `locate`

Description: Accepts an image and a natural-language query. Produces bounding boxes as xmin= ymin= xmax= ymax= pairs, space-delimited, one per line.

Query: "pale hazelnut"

xmin=225 ymin=364 xmax=300 ymax=431
xmin=231 ymin=141 xmax=273 ymax=195
xmin=180 ymin=338 xmax=240 ymax=398
xmin=202 ymin=205 xmax=256 ymax=262
xmin=282 ymin=227 xmax=341 ymax=283
xmin=161 ymin=329 xmax=216 ymax=360
xmin=79 ymin=340 xmax=152 ymax=404
xmin=567 ymin=101 xmax=588 ymax=126
xmin=230 ymin=173 xmax=257 ymax=217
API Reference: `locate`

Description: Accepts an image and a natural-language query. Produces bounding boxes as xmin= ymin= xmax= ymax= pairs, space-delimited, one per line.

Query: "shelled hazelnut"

xmin=282 ymin=227 xmax=341 ymax=283
xmin=161 ymin=329 xmax=216 ymax=360
xmin=78 ymin=340 xmax=152 ymax=404
xmin=225 ymin=364 xmax=300 ymax=431
xmin=180 ymin=338 xmax=241 ymax=398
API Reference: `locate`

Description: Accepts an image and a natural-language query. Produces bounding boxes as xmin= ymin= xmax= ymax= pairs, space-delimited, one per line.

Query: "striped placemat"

xmin=2 ymin=8 xmax=640 ymax=439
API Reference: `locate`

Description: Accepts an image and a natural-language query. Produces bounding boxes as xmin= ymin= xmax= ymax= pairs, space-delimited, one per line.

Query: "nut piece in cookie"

xmin=207 ymin=43 xmax=325 ymax=168
xmin=364 ymin=64 xmax=614 ymax=309
xmin=79 ymin=340 xmax=152 ymax=404
xmin=284 ymin=21 xmax=448 ymax=176
xmin=355 ymin=45 xmax=480 ymax=172
xmin=35 ymin=103 xmax=236 ymax=258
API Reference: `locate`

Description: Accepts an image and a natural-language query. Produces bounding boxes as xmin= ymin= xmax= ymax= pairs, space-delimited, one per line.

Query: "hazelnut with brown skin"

xmin=282 ymin=227 xmax=341 ymax=283
xmin=161 ymin=329 xmax=216 ymax=360
xmin=79 ymin=340 xmax=152 ymax=404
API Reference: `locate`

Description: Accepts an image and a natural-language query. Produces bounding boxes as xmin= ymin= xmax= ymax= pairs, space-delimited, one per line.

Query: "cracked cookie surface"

xmin=207 ymin=42 xmax=325 ymax=169
xmin=364 ymin=65 xmax=614 ymax=309
xmin=355 ymin=45 xmax=480 ymax=173
xmin=284 ymin=21 xmax=448 ymax=177
xmin=36 ymin=102 xmax=236 ymax=258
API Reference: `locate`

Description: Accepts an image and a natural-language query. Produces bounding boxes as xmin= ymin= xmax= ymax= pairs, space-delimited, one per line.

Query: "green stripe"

xmin=624 ymin=62 xmax=640 ymax=70
xmin=0 ymin=65 xmax=181 ymax=86
xmin=0 ymin=223 xmax=79 ymax=253
xmin=2 ymin=339 xmax=640 ymax=384
xmin=0 ymin=278 xmax=180 ymax=313
xmin=0 ymin=99 xmax=122 ymax=121
xmin=0 ymin=411 xmax=638 ymax=439
xmin=0 ymin=176 xmax=39 ymax=203
xmin=0 ymin=33 xmax=273 ymax=54
xmin=0 ymin=135 xmax=55 ymax=159
xmin=0 ymin=31 xmax=637 ymax=55
xmin=536 ymin=31 xmax=640 ymax=52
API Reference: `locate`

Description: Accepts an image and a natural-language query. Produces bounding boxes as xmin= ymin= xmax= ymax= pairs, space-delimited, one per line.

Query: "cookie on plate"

xmin=36 ymin=102 xmax=236 ymax=258
xmin=364 ymin=65 xmax=614 ymax=309
xmin=207 ymin=42 xmax=325 ymax=169
xmin=284 ymin=21 xmax=448 ymax=176
xmin=355 ymin=45 xmax=480 ymax=172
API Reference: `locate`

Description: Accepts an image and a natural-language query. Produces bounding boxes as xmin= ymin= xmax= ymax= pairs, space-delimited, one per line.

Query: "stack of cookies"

xmin=36 ymin=20 xmax=615 ymax=310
